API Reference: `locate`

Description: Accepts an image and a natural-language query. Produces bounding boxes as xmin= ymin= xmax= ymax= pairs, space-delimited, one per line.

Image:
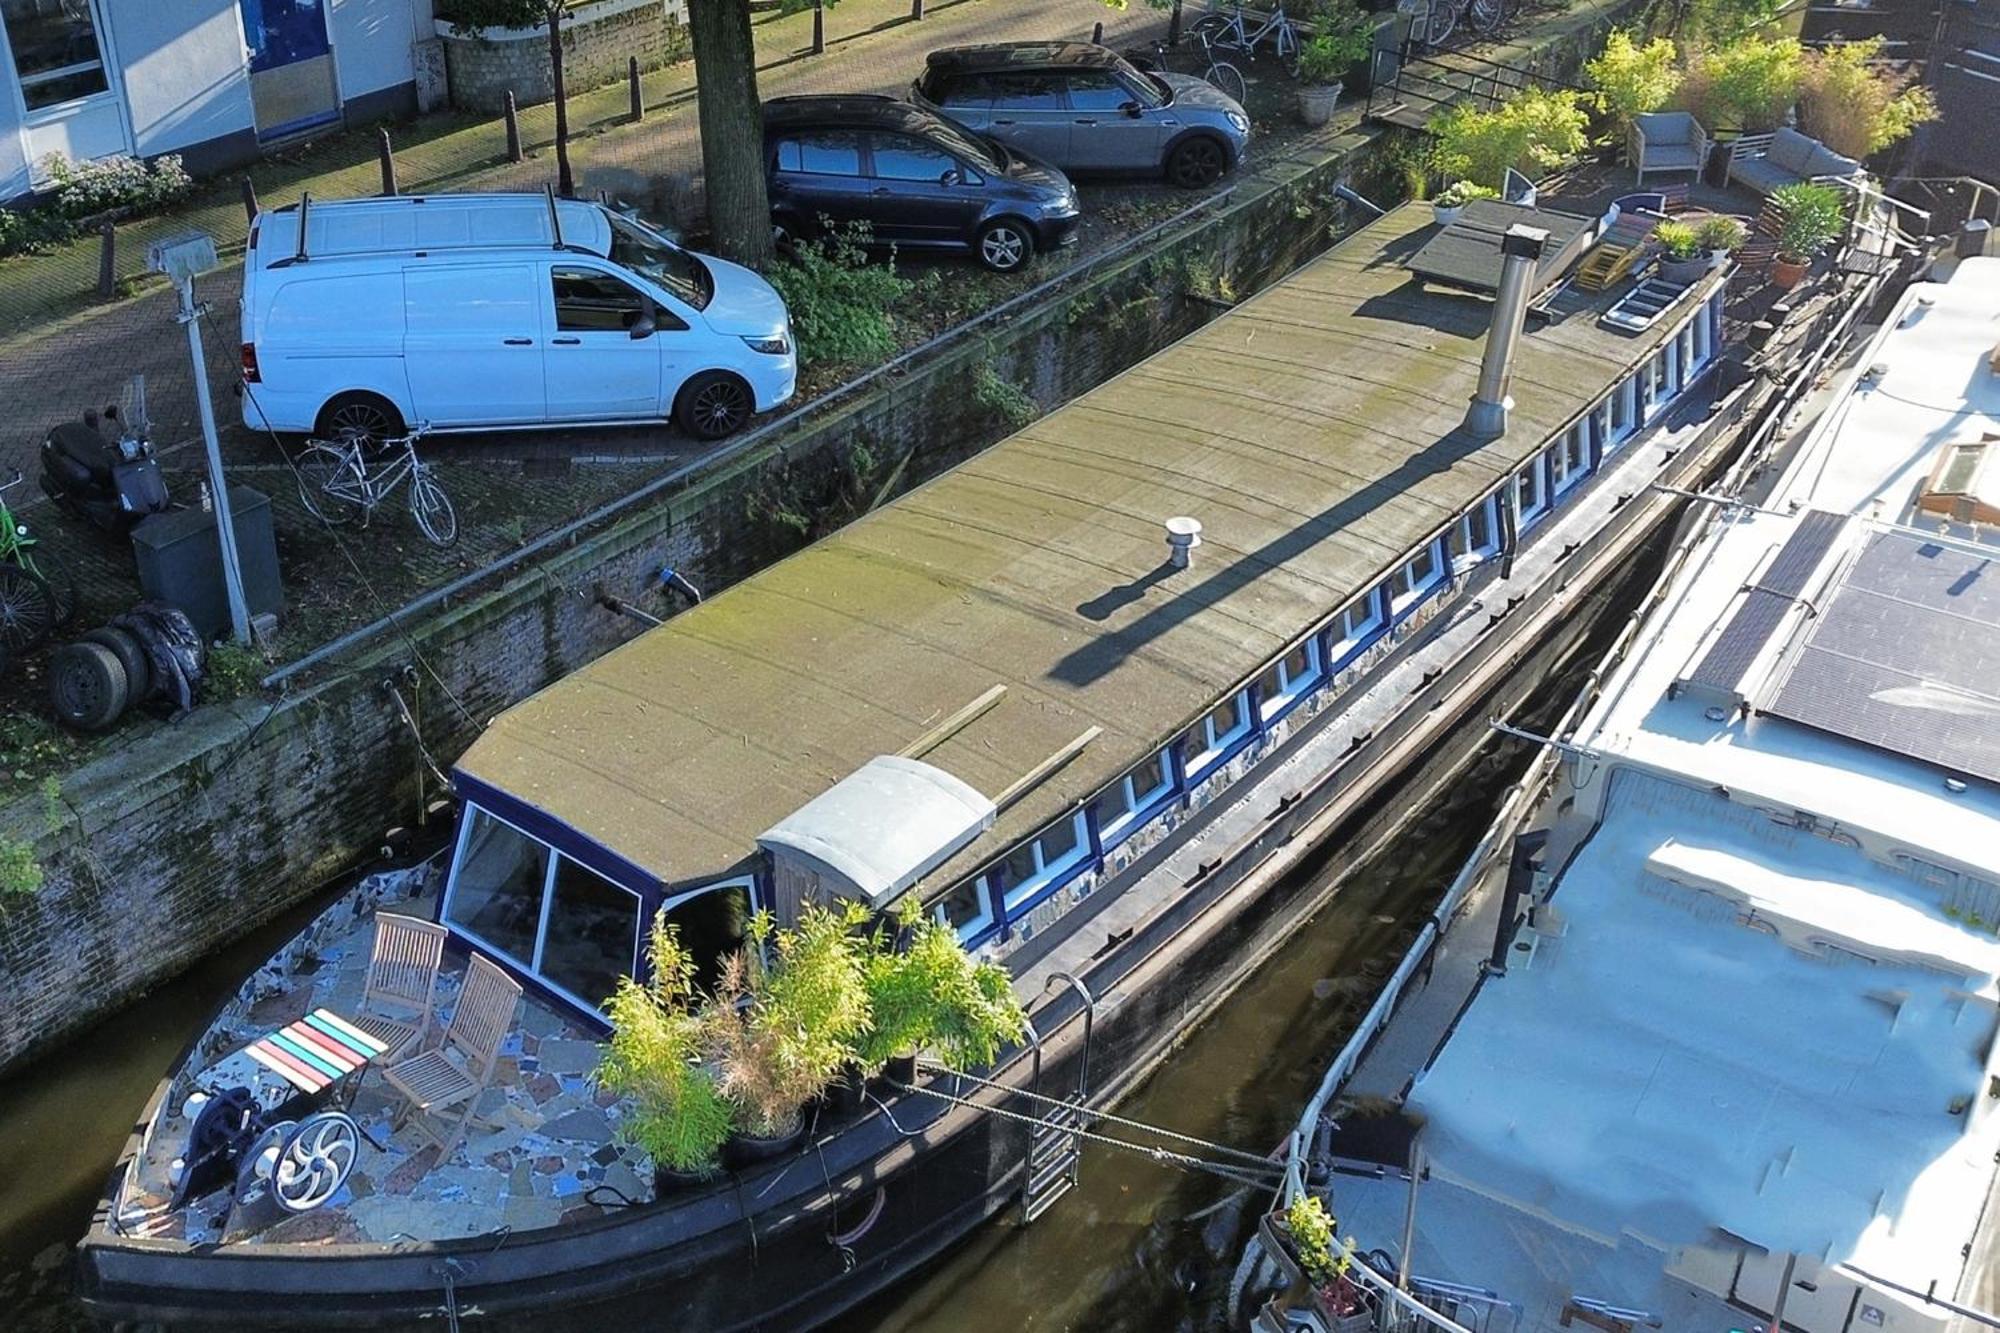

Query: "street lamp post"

xmin=148 ymin=232 xmax=251 ymax=645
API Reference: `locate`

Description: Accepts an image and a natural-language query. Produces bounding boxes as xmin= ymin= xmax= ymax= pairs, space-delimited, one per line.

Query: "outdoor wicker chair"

xmin=379 ymin=952 xmax=521 ymax=1160
xmin=350 ymin=912 xmax=448 ymax=1064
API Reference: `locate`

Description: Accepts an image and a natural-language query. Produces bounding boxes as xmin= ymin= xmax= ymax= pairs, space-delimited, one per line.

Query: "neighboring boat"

xmin=1255 ymin=253 xmax=2000 ymax=1333
xmin=79 ymin=190 xmax=1779 ymax=1329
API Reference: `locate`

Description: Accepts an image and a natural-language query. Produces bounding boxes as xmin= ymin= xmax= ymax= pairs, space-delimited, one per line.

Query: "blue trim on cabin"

xmin=450 ymin=771 xmax=664 ymax=897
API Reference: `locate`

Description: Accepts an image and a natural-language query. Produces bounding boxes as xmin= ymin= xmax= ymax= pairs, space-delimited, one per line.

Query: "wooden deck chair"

xmin=1575 ymin=212 xmax=1664 ymax=292
xmin=350 ymin=912 xmax=448 ymax=1064
xmin=379 ymin=952 xmax=522 ymax=1160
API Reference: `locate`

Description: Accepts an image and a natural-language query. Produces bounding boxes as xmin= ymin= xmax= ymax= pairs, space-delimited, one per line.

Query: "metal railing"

xmin=1364 ymin=37 xmax=1587 ymax=122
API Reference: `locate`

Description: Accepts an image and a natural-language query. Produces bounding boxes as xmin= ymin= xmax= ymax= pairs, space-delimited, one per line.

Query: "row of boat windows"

xmin=938 ymin=296 xmax=1726 ymax=947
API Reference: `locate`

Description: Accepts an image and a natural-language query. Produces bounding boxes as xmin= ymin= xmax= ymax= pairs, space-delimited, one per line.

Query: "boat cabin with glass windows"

xmin=440 ymin=199 xmax=1731 ymax=1024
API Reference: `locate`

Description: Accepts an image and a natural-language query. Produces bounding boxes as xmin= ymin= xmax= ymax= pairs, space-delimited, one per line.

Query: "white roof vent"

xmin=757 ymin=756 xmax=994 ymax=909
xmin=1165 ymin=515 xmax=1204 ymax=569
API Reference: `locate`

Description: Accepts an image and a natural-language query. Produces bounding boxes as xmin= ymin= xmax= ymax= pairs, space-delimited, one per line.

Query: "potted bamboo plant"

xmin=1769 ymin=181 xmax=1845 ymax=289
xmin=857 ymin=896 xmax=1029 ymax=1086
xmin=1652 ymin=219 xmax=1708 ymax=284
xmin=1695 ymin=214 xmax=1746 ymax=268
xmin=597 ymin=916 xmax=735 ymax=1192
xmin=704 ymin=904 xmax=871 ymax=1165
xmin=1294 ymin=3 xmax=1373 ymax=129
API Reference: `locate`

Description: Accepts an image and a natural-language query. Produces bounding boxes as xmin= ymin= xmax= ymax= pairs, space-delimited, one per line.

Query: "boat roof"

xmin=1409 ymin=257 xmax=2000 ymax=1302
xmin=455 ymin=201 xmax=1712 ymax=894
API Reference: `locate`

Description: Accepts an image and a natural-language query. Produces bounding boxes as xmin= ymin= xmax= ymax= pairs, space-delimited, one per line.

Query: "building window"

xmin=1678 ymin=321 xmax=1698 ymax=382
xmin=1639 ymin=348 xmax=1669 ymax=419
xmin=1515 ymin=457 xmax=1549 ymax=527
xmin=1181 ymin=693 xmax=1253 ymax=781
xmin=1257 ymin=638 xmax=1326 ymax=723
xmin=1390 ymin=541 xmax=1445 ymax=614
xmin=937 ymin=878 xmax=997 ymax=943
xmin=999 ymin=811 xmax=1092 ymax=915
xmin=1690 ymin=306 xmax=1714 ymax=368
xmin=1089 ymin=751 xmax=1176 ymax=848
xmin=1550 ymin=422 xmax=1589 ymax=495
xmin=1328 ymin=589 xmax=1385 ymax=667
xmin=1448 ymin=496 xmax=1502 ymax=569
xmin=3 ymin=0 xmax=110 ymax=110
xmin=1610 ymin=379 xmax=1635 ymax=441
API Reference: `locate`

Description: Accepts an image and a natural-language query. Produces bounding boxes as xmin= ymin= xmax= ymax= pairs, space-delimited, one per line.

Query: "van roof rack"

xmin=269 ymin=191 xmax=313 ymax=268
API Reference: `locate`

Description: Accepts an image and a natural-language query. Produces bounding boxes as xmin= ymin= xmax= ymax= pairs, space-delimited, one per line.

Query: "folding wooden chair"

xmin=379 ymin=952 xmax=522 ymax=1160
xmin=349 ymin=912 xmax=448 ymax=1064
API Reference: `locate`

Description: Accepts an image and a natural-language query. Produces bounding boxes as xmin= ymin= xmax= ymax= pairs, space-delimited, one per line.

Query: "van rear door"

xmin=541 ymin=262 xmax=667 ymax=421
xmin=403 ymin=264 xmax=546 ymax=426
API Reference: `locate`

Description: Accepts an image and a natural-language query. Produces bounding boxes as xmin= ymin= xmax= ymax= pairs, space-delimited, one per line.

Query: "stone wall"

xmin=439 ymin=0 xmax=690 ymax=114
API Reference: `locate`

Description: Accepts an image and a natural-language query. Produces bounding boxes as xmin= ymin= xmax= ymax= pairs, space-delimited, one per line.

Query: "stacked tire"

xmin=49 ymin=602 xmax=207 ymax=732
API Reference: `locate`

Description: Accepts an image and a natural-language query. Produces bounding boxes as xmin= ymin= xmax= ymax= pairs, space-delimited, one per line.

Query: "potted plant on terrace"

xmin=1584 ymin=30 xmax=1681 ymax=151
xmin=1268 ymin=1193 xmax=1372 ymax=1332
xmin=1769 ymin=181 xmax=1845 ymax=289
xmin=1695 ymin=214 xmax=1746 ymax=268
xmin=1431 ymin=180 xmax=1498 ymax=226
xmin=704 ymin=903 xmax=871 ymax=1164
xmin=1294 ymin=2 xmax=1373 ymax=128
xmin=597 ymin=916 xmax=735 ymax=1192
xmin=1652 ymin=220 xmax=1708 ymax=284
xmin=856 ymin=896 xmax=1029 ymax=1086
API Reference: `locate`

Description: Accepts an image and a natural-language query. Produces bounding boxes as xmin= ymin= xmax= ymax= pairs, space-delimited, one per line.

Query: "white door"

xmin=402 ymin=264 xmax=546 ymax=426
xmin=541 ymin=263 xmax=665 ymax=421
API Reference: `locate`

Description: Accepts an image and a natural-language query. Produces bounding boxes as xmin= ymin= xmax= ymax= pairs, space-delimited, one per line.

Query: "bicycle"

xmin=295 ymin=424 xmax=458 ymax=548
xmin=1189 ymin=0 xmax=1306 ymax=72
xmin=1151 ymin=28 xmax=1249 ymax=104
xmin=1420 ymin=0 xmax=1504 ymax=48
xmin=0 ymin=469 xmax=79 ymax=659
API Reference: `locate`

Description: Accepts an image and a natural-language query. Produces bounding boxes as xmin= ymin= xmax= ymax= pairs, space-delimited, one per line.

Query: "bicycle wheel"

xmin=0 ymin=562 xmax=56 ymax=657
xmin=1423 ymin=0 xmax=1458 ymax=45
xmin=1468 ymin=0 xmax=1503 ymax=34
xmin=296 ymin=441 xmax=367 ymax=528
xmin=1188 ymin=11 xmax=1241 ymax=52
xmin=17 ymin=545 xmax=77 ymax=629
xmin=1207 ymin=58 xmax=1248 ymax=103
xmin=408 ymin=469 xmax=458 ymax=548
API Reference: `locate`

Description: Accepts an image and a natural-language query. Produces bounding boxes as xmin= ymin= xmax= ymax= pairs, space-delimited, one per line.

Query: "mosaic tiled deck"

xmin=114 ymin=868 xmax=647 ymax=1247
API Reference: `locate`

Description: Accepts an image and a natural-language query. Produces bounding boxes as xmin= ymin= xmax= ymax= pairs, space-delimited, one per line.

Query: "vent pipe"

xmin=1466 ymin=224 xmax=1548 ymax=439
xmin=1164 ymin=516 xmax=1203 ymax=569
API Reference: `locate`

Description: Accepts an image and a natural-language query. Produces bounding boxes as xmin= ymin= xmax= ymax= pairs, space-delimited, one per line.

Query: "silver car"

xmin=911 ymin=42 xmax=1251 ymax=190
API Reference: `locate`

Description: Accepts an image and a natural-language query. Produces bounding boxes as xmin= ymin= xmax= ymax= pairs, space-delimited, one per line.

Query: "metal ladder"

xmin=1020 ymin=972 xmax=1095 ymax=1224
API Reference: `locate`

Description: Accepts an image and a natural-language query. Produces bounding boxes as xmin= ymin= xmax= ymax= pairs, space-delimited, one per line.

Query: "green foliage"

xmin=1434 ymin=180 xmax=1498 ymax=209
xmin=0 ymin=206 xmax=76 ymax=260
xmin=1429 ymin=89 xmax=1589 ymax=189
xmin=41 ymin=776 xmax=65 ymax=836
xmin=1694 ymin=214 xmax=1746 ymax=252
xmin=1295 ymin=2 xmax=1373 ymax=84
xmin=1586 ymin=31 xmax=1681 ymax=133
xmin=203 ymin=641 xmax=267 ymax=703
xmin=1668 ymin=0 xmax=1783 ymax=46
xmin=1771 ymin=181 xmax=1846 ymax=258
xmin=972 ymin=365 xmax=1038 ymax=429
xmin=856 ymin=899 xmax=1027 ymax=1072
xmin=40 ymin=152 xmax=192 ymax=220
xmin=764 ymin=222 xmax=913 ymax=373
xmin=0 ymin=835 xmax=42 ymax=896
xmin=598 ymin=917 xmax=733 ymax=1174
xmin=1284 ymin=1193 xmax=1340 ymax=1286
xmin=0 ymin=712 xmax=82 ymax=799
xmin=1799 ymin=38 xmax=1938 ymax=158
xmin=1679 ymin=37 xmax=1802 ymax=132
xmin=1654 ymin=219 xmax=1701 ymax=260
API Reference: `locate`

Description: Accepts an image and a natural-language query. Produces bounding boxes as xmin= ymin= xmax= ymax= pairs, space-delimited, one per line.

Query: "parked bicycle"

xmin=1189 ymin=0 xmax=1306 ymax=72
xmin=1421 ymin=0 xmax=1504 ymax=48
xmin=1151 ymin=28 xmax=1249 ymax=103
xmin=295 ymin=425 xmax=458 ymax=548
xmin=0 ymin=469 xmax=79 ymax=660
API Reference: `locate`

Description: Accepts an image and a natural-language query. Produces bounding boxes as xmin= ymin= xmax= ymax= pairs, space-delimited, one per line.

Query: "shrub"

xmin=1772 ymin=181 xmax=1846 ymax=259
xmin=763 ymin=222 xmax=912 ymax=373
xmin=856 ymin=896 xmax=1027 ymax=1073
xmin=1430 ymin=89 xmax=1589 ymax=189
xmin=1798 ymin=38 xmax=1937 ymax=158
xmin=1434 ymin=180 xmax=1499 ymax=209
xmin=1654 ymin=219 xmax=1702 ymax=260
xmin=1672 ymin=0 xmax=1784 ymax=44
xmin=598 ymin=917 xmax=734 ymax=1175
xmin=1586 ymin=31 xmax=1681 ymax=135
xmin=0 ymin=206 xmax=77 ymax=259
xmin=1294 ymin=2 xmax=1373 ymax=84
xmin=1679 ymin=37 xmax=1802 ymax=132
xmin=40 ymin=152 xmax=192 ymax=220
xmin=1284 ymin=1193 xmax=1339 ymax=1287
xmin=1694 ymin=214 xmax=1746 ymax=252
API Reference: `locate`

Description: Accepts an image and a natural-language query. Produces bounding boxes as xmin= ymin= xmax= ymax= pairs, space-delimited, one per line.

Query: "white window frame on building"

xmin=1389 ymin=539 xmax=1446 ymax=616
xmin=937 ymin=876 xmax=998 ymax=944
xmin=996 ymin=810 xmax=1093 ymax=916
xmin=1 ymin=0 xmax=133 ymax=191
xmin=1328 ymin=589 xmax=1386 ymax=668
xmin=1447 ymin=494 xmax=1503 ymax=571
xmin=1514 ymin=455 xmax=1550 ymax=528
xmin=1089 ymin=750 xmax=1176 ymax=849
xmin=1550 ymin=420 xmax=1590 ymax=495
xmin=1257 ymin=637 xmax=1327 ymax=723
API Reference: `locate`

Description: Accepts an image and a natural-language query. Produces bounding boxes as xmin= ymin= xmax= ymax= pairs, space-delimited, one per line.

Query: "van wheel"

xmin=674 ymin=372 xmax=753 ymax=440
xmin=975 ymin=219 xmax=1034 ymax=273
xmin=314 ymin=393 xmax=404 ymax=449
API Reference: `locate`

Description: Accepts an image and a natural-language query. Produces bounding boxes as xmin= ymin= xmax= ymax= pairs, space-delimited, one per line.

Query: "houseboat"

xmin=1255 ymin=252 xmax=2000 ymax=1333
xmin=78 ymin=192 xmax=1780 ymax=1329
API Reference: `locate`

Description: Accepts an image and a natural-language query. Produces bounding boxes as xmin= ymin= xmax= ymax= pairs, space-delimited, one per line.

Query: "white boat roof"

xmin=756 ymin=756 xmax=995 ymax=907
xmin=1407 ymin=258 xmax=2000 ymax=1305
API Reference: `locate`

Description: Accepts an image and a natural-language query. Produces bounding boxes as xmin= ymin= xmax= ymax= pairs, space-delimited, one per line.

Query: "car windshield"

xmin=920 ymin=114 xmax=1002 ymax=174
xmin=1116 ymin=60 xmax=1168 ymax=108
xmin=606 ymin=213 xmax=713 ymax=310
xmin=1144 ymin=70 xmax=1174 ymax=104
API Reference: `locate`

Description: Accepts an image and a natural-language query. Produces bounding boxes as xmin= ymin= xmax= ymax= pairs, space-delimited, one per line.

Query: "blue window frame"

xmin=1327 ymin=588 xmax=1387 ymax=669
xmin=1088 ymin=750 xmax=1176 ymax=850
xmin=1389 ymin=540 xmax=1446 ymax=618
xmin=936 ymin=876 xmax=998 ymax=945
xmin=1256 ymin=637 xmax=1326 ymax=724
xmin=997 ymin=810 xmax=1093 ymax=917
xmin=1448 ymin=494 xmax=1503 ymax=570
xmin=1179 ymin=692 xmax=1254 ymax=783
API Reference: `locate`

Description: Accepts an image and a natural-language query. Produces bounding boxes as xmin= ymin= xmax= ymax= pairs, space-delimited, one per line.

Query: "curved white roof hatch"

xmin=757 ymin=756 xmax=995 ymax=909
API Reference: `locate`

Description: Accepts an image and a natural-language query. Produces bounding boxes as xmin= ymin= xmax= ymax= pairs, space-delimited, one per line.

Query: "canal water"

xmin=0 ymin=542 xmax=1660 ymax=1331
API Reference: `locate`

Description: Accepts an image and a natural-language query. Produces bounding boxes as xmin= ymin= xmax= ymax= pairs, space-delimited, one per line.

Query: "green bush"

xmin=856 ymin=896 xmax=1027 ymax=1073
xmin=1799 ymin=37 xmax=1937 ymax=158
xmin=40 ymin=152 xmax=192 ymax=220
xmin=764 ymin=222 xmax=913 ymax=373
xmin=1284 ymin=1193 xmax=1340 ymax=1286
xmin=0 ymin=206 xmax=77 ymax=259
xmin=1694 ymin=214 xmax=1746 ymax=252
xmin=1434 ymin=180 xmax=1498 ymax=209
xmin=1586 ymin=31 xmax=1681 ymax=135
xmin=1679 ymin=37 xmax=1801 ymax=132
xmin=598 ymin=917 xmax=734 ymax=1175
xmin=1295 ymin=1 xmax=1373 ymax=84
xmin=1430 ymin=89 xmax=1589 ymax=189
xmin=1771 ymin=181 xmax=1846 ymax=259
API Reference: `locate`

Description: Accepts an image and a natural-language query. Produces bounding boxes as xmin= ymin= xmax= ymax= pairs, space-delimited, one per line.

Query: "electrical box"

xmin=130 ymin=486 xmax=284 ymax=640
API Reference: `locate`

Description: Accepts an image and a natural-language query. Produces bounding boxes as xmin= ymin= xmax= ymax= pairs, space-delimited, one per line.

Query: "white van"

xmin=239 ymin=193 xmax=796 ymax=442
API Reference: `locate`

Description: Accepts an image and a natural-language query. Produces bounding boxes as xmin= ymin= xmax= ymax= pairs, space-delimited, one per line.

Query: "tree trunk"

xmin=547 ymin=6 xmax=575 ymax=198
xmin=689 ymin=0 xmax=773 ymax=267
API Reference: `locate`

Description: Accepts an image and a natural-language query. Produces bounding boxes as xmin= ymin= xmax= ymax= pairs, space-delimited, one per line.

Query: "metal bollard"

xmin=240 ymin=175 xmax=259 ymax=223
xmin=629 ymin=56 xmax=643 ymax=121
xmin=504 ymin=91 xmax=524 ymax=162
xmin=1092 ymin=20 xmax=1103 ymax=43
xmin=377 ymin=126 xmax=397 ymax=196
xmin=911 ymin=0 xmax=924 ymax=18
xmin=96 ymin=222 xmax=116 ymax=299
xmin=813 ymin=0 xmax=826 ymax=54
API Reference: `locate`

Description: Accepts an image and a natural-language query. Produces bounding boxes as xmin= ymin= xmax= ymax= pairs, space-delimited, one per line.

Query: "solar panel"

xmin=1768 ymin=530 xmax=2000 ymax=784
xmin=1684 ymin=510 xmax=1848 ymax=696
xmin=1406 ymin=201 xmax=1596 ymax=295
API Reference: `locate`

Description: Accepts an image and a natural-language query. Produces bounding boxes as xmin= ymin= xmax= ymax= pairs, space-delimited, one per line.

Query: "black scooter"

xmin=38 ymin=403 xmax=171 ymax=533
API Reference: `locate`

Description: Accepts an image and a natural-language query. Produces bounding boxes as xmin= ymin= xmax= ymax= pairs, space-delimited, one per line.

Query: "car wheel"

xmin=1165 ymin=135 xmax=1228 ymax=189
xmin=49 ymin=639 xmax=130 ymax=731
xmin=674 ymin=372 xmax=754 ymax=440
xmin=83 ymin=626 xmax=153 ymax=704
xmin=975 ymin=219 xmax=1034 ymax=274
xmin=313 ymin=393 xmax=404 ymax=450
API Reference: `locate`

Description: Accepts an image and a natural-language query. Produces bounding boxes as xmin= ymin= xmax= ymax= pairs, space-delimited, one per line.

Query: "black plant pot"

xmin=827 ymin=1065 xmax=869 ymax=1117
xmin=653 ymin=1161 xmax=720 ymax=1196
xmin=885 ymin=1052 xmax=919 ymax=1086
xmin=724 ymin=1120 xmax=807 ymax=1169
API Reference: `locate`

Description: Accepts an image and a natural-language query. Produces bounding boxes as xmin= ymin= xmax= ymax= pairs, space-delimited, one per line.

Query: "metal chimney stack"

xmin=1466 ymin=223 xmax=1549 ymax=439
